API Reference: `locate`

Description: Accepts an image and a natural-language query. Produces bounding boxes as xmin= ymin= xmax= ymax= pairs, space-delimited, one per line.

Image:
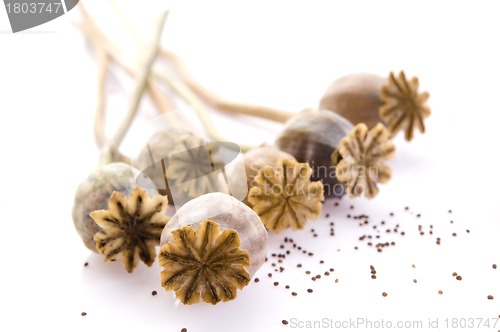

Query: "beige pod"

xmin=159 ymin=192 xmax=268 ymax=305
xmin=134 ymin=128 xmax=201 ymax=203
xmin=243 ymin=146 xmax=296 ymax=188
xmin=275 ymin=109 xmax=354 ymax=198
xmin=319 ymin=73 xmax=386 ymax=128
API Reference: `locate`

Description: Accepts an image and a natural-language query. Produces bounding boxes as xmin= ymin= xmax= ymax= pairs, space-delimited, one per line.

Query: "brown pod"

xmin=319 ymin=73 xmax=386 ymax=129
xmin=275 ymin=109 xmax=353 ymax=198
xmin=243 ymin=146 xmax=296 ymax=188
xmin=158 ymin=192 xmax=268 ymax=305
xmin=72 ymin=162 xmax=158 ymax=252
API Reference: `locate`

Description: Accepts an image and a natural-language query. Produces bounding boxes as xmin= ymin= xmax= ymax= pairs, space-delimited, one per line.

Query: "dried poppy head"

xmin=319 ymin=73 xmax=386 ymax=129
xmin=335 ymin=123 xmax=395 ymax=198
xmin=275 ymin=109 xmax=354 ymax=198
xmin=158 ymin=192 xmax=268 ymax=305
xmin=72 ymin=162 xmax=160 ymax=252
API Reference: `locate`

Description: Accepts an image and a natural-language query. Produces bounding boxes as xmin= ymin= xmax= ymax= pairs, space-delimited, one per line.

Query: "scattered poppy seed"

xmin=493 ymin=264 xmax=497 ymax=269
xmin=456 ymin=276 xmax=462 ymax=281
xmin=297 ymin=264 xmax=302 ymax=268
xmin=320 ymin=260 xmax=324 ymax=264
xmin=282 ymin=320 xmax=289 ymax=325
xmin=285 ymin=285 xmax=290 ymax=289
xmin=335 ymin=279 xmax=339 ymax=283
xmin=254 ymin=278 xmax=260 ymax=283
xmin=329 ymin=268 xmax=334 ymax=272
xmin=268 ymin=273 xmax=272 ymax=278
xmin=181 ymin=328 xmax=187 ymax=332
xmin=416 ymin=214 xmax=421 ymax=218
xmin=413 ymin=279 xmax=417 ymax=283
xmin=151 ymin=290 xmax=157 ymax=296
xmin=488 ymin=295 xmax=494 ymax=300
xmin=84 ymin=262 xmax=89 ymax=267
xmin=307 ymin=289 xmax=313 ymax=293
xmin=452 ymin=233 xmax=457 ymax=237
xmin=81 ymin=312 xmax=87 ymax=317
xmin=382 ymin=292 xmax=388 ymax=297
xmin=326 ymin=213 xmax=330 ymax=218
xmin=292 ymin=292 xmax=297 ymax=296
xmin=452 ymin=272 xmax=457 ymax=277
xmin=438 ymin=290 xmax=443 ymax=295
xmin=371 ymin=275 xmax=377 ymax=279
xmin=274 ymin=282 xmax=279 ymax=286
xmin=306 ymin=271 xmax=311 ymax=275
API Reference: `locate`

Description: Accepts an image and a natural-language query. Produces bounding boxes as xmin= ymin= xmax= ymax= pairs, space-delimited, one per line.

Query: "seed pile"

xmin=81 ymin=196 xmax=497 ymax=330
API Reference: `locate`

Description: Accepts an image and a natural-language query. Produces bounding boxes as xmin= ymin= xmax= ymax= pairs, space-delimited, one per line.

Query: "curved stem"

xmin=105 ymin=10 xmax=168 ymax=158
xmin=152 ymin=67 xmax=252 ymax=151
xmin=161 ymin=49 xmax=295 ymax=123
xmin=79 ymin=4 xmax=175 ymax=159
xmin=106 ymin=1 xmax=254 ymax=151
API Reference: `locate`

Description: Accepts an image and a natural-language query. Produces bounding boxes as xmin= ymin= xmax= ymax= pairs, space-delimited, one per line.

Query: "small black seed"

xmin=282 ymin=320 xmax=289 ymax=325
xmin=151 ymin=290 xmax=157 ymax=296
xmin=81 ymin=312 xmax=87 ymax=317
xmin=307 ymin=289 xmax=313 ymax=293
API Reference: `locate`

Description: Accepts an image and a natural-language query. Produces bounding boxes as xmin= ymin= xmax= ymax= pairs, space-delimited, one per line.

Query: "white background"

xmin=1 ymin=1 xmax=499 ymax=331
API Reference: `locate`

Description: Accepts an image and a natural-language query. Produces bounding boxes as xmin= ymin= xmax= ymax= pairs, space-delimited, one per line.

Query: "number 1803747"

xmin=6 ymin=2 xmax=62 ymax=14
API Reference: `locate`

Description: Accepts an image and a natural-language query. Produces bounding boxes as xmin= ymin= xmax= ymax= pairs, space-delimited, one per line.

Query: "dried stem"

xmin=94 ymin=48 xmax=109 ymax=149
xmin=160 ymin=49 xmax=295 ymax=123
xmin=105 ymin=1 xmax=254 ymax=151
xmin=101 ymin=11 xmax=168 ymax=164
xmin=79 ymin=5 xmax=175 ymax=159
